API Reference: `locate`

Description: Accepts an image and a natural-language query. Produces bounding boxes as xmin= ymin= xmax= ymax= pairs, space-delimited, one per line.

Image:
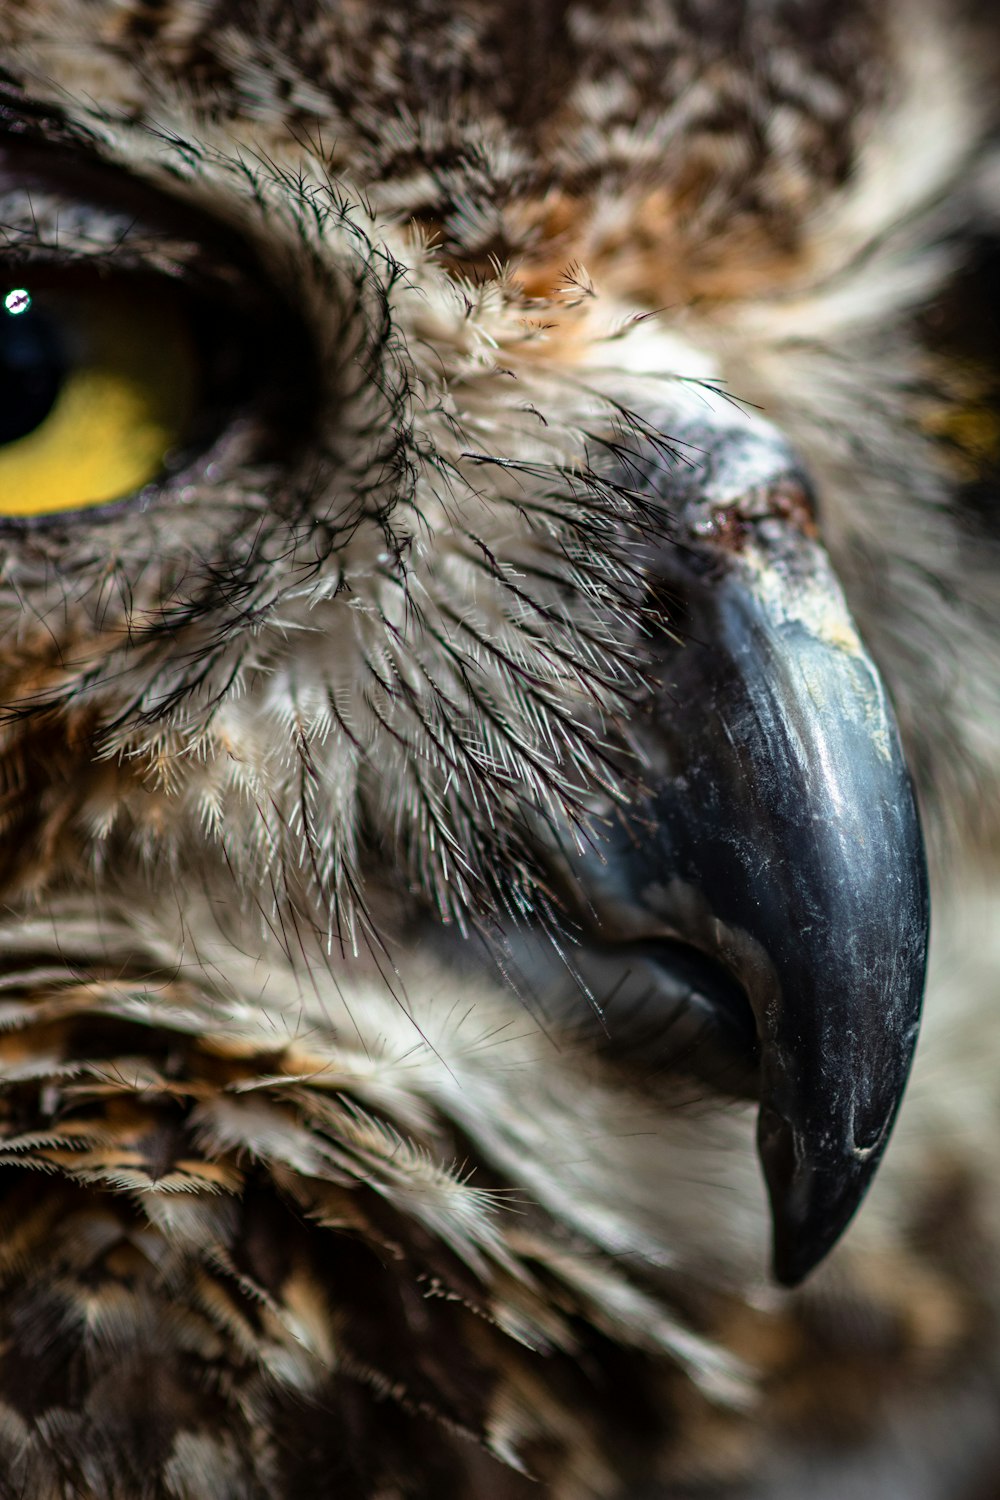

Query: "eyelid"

xmin=0 ymin=136 xmax=259 ymax=286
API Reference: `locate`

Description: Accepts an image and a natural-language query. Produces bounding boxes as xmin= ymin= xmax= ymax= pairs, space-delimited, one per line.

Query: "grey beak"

xmin=581 ymin=423 xmax=929 ymax=1285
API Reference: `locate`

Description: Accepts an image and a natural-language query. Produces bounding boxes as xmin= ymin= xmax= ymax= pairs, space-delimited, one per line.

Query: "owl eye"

xmin=0 ymin=270 xmax=204 ymax=519
xmin=920 ymin=233 xmax=1000 ymax=532
xmin=0 ymin=134 xmax=318 ymax=528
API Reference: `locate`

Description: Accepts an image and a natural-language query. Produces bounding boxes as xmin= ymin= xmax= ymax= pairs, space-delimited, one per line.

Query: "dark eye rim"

xmin=0 ymin=137 xmax=320 ymax=533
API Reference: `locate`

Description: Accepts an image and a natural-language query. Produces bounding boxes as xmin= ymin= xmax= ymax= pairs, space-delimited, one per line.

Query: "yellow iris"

xmin=0 ymin=282 xmax=197 ymax=518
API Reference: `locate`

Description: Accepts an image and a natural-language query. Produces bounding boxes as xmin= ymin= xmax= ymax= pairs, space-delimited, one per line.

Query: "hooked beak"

xmin=574 ymin=421 xmax=929 ymax=1286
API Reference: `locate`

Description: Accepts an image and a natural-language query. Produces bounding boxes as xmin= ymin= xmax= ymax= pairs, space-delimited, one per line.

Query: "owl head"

xmin=0 ymin=1 xmax=996 ymax=1495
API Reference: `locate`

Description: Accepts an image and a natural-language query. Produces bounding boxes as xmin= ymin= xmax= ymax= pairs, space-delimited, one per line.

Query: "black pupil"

xmin=0 ymin=291 xmax=65 ymax=446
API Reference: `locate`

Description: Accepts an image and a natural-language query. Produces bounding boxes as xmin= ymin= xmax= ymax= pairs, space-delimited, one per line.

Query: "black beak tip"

xmin=759 ymin=1107 xmax=888 ymax=1289
xmin=770 ymin=1193 xmax=858 ymax=1289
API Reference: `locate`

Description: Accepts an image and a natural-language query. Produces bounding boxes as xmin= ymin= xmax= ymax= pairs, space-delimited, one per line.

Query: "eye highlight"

xmin=0 ymin=272 xmax=199 ymax=518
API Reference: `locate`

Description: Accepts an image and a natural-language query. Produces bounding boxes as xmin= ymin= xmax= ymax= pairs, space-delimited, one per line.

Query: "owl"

xmin=0 ymin=0 xmax=998 ymax=1495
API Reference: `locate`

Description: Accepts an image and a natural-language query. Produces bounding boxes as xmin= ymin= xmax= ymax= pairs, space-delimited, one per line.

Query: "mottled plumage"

xmin=0 ymin=2 xmax=998 ymax=1496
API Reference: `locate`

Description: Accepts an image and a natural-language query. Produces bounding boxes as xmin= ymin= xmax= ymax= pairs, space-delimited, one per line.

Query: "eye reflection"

xmin=4 ymin=288 xmax=31 ymax=315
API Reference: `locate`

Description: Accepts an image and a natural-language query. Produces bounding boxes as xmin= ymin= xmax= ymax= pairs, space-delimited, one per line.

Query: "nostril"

xmin=681 ymin=470 xmax=819 ymax=555
xmin=618 ymin=407 xmax=820 ymax=569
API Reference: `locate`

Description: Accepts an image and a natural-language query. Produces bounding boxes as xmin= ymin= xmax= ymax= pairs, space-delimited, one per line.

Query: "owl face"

xmin=0 ymin=2 xmax=998 ymax=1496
